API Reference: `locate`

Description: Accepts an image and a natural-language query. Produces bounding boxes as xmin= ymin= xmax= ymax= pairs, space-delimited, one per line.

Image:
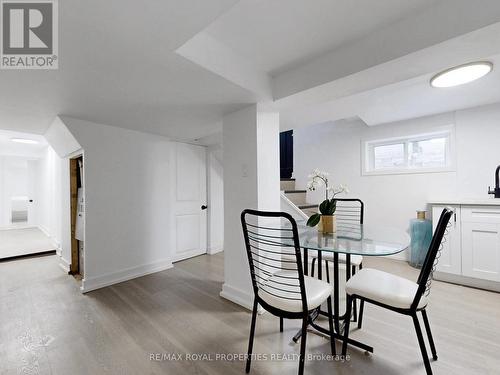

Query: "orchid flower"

xmin=306 ymin=170 xmax=349 ymax=227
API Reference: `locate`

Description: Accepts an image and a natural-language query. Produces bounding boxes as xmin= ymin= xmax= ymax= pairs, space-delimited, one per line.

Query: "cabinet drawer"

xmin=461 ymin=206 xmax=500 ymax=224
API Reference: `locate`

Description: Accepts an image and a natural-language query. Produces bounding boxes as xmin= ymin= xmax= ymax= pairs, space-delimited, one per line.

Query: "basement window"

xmin=362 ymin=129 xmax=455 ymax=175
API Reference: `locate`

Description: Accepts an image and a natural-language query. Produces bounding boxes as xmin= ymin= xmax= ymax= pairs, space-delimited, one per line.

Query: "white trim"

xmin=171 ymin=249 xmax=206 ymax=263
xmin=59 ymin=257 xmax=70 ymax=273
xmin=207 ymin=246 xmax=223 ymax=255
xmin=37 ymin=224 xmax=51 ymax=237
xmin=37 ymin=225 xmax=60 ymax=252
xmin=220 ymin=283 xmax=255 ymax=311
xmin=434 ymin=271 xmax=500 ymax=293
xmin=280 ymin=191 xmax=309 ymax=220
xmin=67 ymin=149 xmax=84 ymax=160
xmin=361 ymin=127 xmax=456 ymax=176
xmin=0 ymin=224 xmax=37 ymax=231
xmin=80 ymin=258 xmax=173 ymax=293
xmin=387 ymin=249 xmax=409 ymax=261
xmin=362 ymin=167 xmax=456 ymax=177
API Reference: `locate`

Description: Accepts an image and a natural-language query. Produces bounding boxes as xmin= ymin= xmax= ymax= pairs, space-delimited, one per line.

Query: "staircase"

xmin=280 ymin=178 xmax=317 ymax=217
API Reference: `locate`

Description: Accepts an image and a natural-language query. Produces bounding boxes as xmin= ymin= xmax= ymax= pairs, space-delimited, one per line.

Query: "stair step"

xmin=284 ymin=190 xmax=307 ymax=205
xmin=280 ymin=179 xmax=296 ymax=191
xmin=298 ymin=204 xmax=317 ymax=209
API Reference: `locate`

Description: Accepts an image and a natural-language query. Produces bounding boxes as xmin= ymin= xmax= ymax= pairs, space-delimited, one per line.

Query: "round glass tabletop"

xmin=288 ymin=221 xmax=410 ymax=256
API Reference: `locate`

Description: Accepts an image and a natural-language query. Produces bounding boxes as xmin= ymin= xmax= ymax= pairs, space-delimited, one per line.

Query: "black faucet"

xmin=488 ymin=165 xmax=500 ymax=198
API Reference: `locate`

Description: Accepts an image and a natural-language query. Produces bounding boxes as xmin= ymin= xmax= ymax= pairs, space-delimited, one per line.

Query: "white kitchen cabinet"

xmin=430 ymin=200 xmax=500 ymax=291
xmin=431 ymin=205 xmax=461 ymax=275
xmin=461 ymin=206 xmax=500 ymax=282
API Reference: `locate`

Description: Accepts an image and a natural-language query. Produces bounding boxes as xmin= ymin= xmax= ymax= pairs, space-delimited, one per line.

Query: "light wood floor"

xmin=1 ymin=253 xmax=499 ymax=375
xmin=0 ymin=227 xmax=55 ymax=259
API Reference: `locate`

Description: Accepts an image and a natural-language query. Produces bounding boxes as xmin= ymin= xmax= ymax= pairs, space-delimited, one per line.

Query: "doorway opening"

xmin=69 ymin=155 xmax=85 ymax=278
xmin=280 ymin=130 xmax=293 ymax=179
xmin=0 ymin=131 xmax=58 ymax=261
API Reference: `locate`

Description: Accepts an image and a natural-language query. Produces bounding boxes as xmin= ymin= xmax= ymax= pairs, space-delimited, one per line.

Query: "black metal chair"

xmin=310 ymin=198 xmax=364 ymax=321
xmin=241 ymin=209 xmax=336 ymax=375
xmin=341 ymin=207 xmax=454 ymax=375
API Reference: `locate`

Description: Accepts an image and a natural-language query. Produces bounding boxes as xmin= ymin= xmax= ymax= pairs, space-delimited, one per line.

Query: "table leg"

xmin=303 ymin=248 xmax=308 ymax=276
xmin=293 ymin=248 xmax=309 ymax=343
xmin=293 ymin=248 xmax=373 ymax=353
xmin=317 ymin=250 xmax=322 ymax=280
xmin=340 ymin=254 xmax=352 ymax=334
xmin=333 ymin=252 xmax=340 ymax=334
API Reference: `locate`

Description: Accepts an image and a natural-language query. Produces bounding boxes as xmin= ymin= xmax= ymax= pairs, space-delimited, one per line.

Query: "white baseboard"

xmin=59 ymin=257 xmax=70 ymax=273
xmin=80 ymin=259 xmax=173 ymax=293
xmin=0 ymin=224 xmax=37 ymax=231
xmin=37 ymin=225 xmax=60 ymax=251
xmin=207 ymin=245 xmax=223 ymax=255
xmin=171 ymin=250 xmax=206 ymax=263
xmin=37 ymin=225 xmax=51 ymax=237
xmin=388 ymin=248 xmax=409 ymax=261
xmin=434 ymin=271 xmax=500 ymax=293
xmin=220 ymin=283 xmax=264 ymax=313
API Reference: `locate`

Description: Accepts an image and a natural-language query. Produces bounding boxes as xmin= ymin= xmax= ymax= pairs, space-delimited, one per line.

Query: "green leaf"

xmin=307 ymin=213 xmax=321 ymax=227
xmin=319 ymin=199 xmax=329 ymax=215
xmin=326 ymin=200 xmax=333 ymax=215
xmin=330 ymin=199 xmax=337 ymax=214
xmin=319 ymin=198 xmax=337 ymax=215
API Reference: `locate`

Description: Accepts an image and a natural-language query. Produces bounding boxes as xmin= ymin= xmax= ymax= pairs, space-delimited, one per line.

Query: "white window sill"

xmin=362 ymin=167 xmax=456 ymax=176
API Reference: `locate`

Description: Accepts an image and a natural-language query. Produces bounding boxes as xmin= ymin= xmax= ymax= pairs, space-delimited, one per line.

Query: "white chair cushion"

xmin=311 ymin=252 xmax=363 ymax=267
xmin=258 ymin=271 xmax=334 ymax=313
xmin=345 ymin=268 xmax=427 ymax=310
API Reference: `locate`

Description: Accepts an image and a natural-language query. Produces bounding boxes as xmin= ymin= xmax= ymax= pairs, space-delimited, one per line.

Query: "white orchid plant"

xmin=306 ymin=169 xmax=349 ymax=227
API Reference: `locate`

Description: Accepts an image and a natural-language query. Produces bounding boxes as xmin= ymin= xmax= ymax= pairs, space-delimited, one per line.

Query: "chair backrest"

xmin=411 ymin=207 xmax=454 ymax=310
xmin=241 ymin=209 xmax=308 ymax=313
xmin=334 ymin=198 xmax=364 ymax=224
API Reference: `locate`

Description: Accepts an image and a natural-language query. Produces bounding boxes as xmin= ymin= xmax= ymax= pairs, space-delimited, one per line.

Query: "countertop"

xmin=429 ymin=198 xmax=500 ymax=206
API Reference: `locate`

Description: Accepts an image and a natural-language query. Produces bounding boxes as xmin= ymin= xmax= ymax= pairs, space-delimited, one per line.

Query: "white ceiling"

xmin=0 ymin=0 xmax=256 ymax=140
xmin=0 ymin=130 xmax=48 ymax=158
xmin=2 ymin=0 xmax=500 ymax=142
xmin=205 ymin=0 xmax=437 ymax=75
xmin=281 ymin=52 xmax=500 ymax=129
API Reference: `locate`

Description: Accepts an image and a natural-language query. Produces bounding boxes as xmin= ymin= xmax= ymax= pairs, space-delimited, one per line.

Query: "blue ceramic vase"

xmin=409 ymin=211 xmax=432 ymax=268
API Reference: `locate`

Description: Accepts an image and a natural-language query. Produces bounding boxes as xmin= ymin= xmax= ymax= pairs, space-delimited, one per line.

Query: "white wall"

xmin=0 ymin=156 xmax=29 ymax=226
xmin=294 ymin=103 xmax=500 ymax=260
xmin=207 ymin=145 xmax=224 ymax=254
xmin=61 ymin=117 xmax=173 ymax=292
xmin=35 ymin=146 xmax=66 ymax=256
xmin=36 ymin=148 xmax=55 ymax=235
xmin=220 ymin=105 xmax=280 ymax=310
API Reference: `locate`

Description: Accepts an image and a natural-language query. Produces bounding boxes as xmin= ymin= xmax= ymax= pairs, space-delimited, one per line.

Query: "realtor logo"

xmin=1 ymin=0 xmax=58 ymax=69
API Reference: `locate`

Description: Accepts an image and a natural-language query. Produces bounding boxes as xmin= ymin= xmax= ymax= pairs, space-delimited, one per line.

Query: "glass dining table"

xmin=285 ymin=221 xmax=410 ymax=353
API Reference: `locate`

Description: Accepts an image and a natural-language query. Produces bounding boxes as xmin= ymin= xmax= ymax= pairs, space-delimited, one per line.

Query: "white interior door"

xmin=171 ymin=143 xmax=207 ymax=262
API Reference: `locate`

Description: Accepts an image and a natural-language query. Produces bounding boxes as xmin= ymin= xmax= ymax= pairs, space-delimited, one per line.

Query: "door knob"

xmin=201 ymin=205 xmax=208 ymax=210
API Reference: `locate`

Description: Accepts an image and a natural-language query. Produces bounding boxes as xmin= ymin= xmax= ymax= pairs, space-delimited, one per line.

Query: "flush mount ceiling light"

xmin=11 ymin=138 xmax=39 ymax=144
xmin=431 ymin=61 xmax=493 ymax=88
